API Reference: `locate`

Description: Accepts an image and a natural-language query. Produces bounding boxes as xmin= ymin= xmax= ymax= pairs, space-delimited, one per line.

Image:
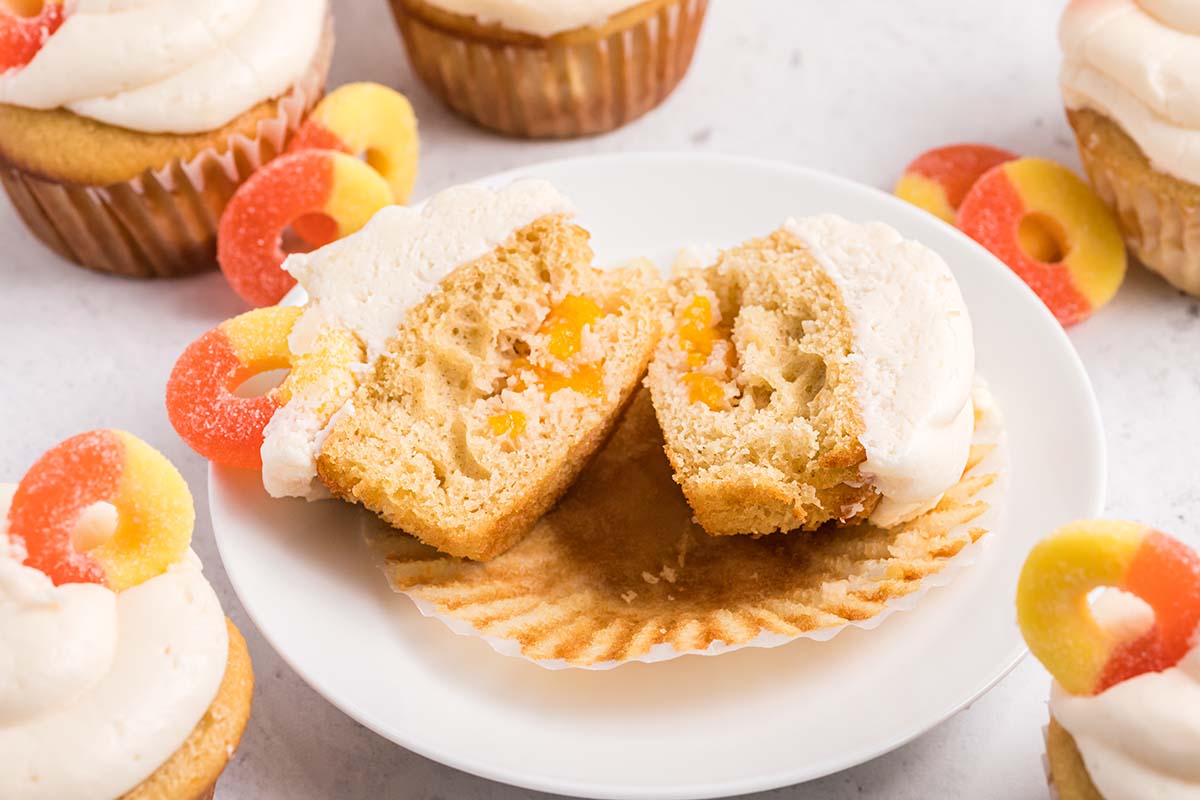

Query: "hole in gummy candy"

xmin=1086 ymin=587 xmax=1155 ymax=641
xmin=364 ymin=148 xmax=391 ymax=180
xmin=71 ymin=502 xmax=118 ymax=554
xmin=281 ymin=213 xmax=337 ymax=254
xmin=1018 ymin=212 xmax=1069 ymax=265
xmin=235 ymin=368 xmax=290 ymax=398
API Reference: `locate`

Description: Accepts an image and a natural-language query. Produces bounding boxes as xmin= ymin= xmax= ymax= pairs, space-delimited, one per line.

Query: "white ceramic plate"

xmin=210 ymin=153 xmax=1105 ymax=800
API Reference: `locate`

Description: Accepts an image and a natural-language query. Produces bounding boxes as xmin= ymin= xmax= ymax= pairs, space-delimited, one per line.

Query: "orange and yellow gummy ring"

xmin=895 ymin=144 xmax=1016 ymax=225
xmin=6 ymin=430 xmax=194 ymax=591
xmin=957 ymin=157 xmax=1127 ymax=327
xmin=288 ymin=82 xmax=420 ymax=206
xmin=1017 ymin=520 xmax=1200 ymax=696
xmin=166 ymin=306 xmax=301 ymax=469
xmin=0 ymin=0 xmax=65 ymax=72
xmin=216 ymin=150 xmax=391 ymax=307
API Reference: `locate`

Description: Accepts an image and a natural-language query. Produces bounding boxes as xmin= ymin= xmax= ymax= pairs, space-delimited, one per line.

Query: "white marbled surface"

xmin=2 ymin=1 xmax=1197 ymax=798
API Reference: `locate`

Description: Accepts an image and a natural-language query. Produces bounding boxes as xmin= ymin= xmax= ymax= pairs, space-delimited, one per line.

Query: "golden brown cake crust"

xmin=1067 ymin=107 xmax=1200 ymax=295
xmin=1068 ymin=108 xmax=1200 ymax=224
xmin=371 ymin=389 xmax=997 ymax=667
xmin=119 ymin=619 xmax=255 ymax=800
xmin=1046 ymin=717 xmax=1105 ymax=800
xmin=0 ymin=98 xmax=284 ymax=187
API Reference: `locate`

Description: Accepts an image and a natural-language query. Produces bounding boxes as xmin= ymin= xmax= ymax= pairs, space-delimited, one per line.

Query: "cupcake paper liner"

xmin=1073 ymin=119 xmax=1200 ymax=296
xmin=0 ymin=21 xmax=333 ymax=279
xmin=388 ymin=0 xmax=709 ymax=138
xmin=366 ymin=385 xmax=1007 ymax=670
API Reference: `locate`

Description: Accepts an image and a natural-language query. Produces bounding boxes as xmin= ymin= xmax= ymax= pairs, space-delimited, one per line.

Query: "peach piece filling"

xmin=489 ymin=295 xmax=607 ymax=437
xmin=678 ymin=295 xmax=731 ymax=411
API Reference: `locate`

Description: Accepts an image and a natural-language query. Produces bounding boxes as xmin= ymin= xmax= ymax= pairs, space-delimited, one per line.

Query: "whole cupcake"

xmin=388 ymin=0 xmax=708 ymax=138
xmin=0 ymin=430 xmax=254 ymax=800
xmin=0 ymin=0 xmax=332 ymax=279
xmin=1060 ymin=0 xmax=1200 ymax=295
xmin=1017 ymin=520 xmax=1200 ymax=799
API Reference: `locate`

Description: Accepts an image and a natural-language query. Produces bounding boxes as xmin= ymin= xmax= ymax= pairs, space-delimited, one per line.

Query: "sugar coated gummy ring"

xmin=957 ymin=157 xmax=1127 ymax=327
xmin=288 ymin=82 xmax=419 ymax=206
xmin=217 ymin=149 xmax=392 ymax=307
xmin=166 ymin=306 xmax=302 ymax=469
xmin=0 ymin=1 xmax=65 ymax=72
xmin=1017 ymin=520 xmax=1200 ymax=696
xmin=5 ymin=430 xmax=194 ymax=591
xmin=894 ymin=144 xmax=1016 ymax=224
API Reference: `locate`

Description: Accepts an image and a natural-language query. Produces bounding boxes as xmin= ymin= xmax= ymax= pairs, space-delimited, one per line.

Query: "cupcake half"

xmin=263 ymin=180 xmax=664 ymax=561
xmin=647 ymin=215 xmax=976 ymax=536
xmin=388 ymin=0 xmax=709 ymax=137
xmin=1060 ymin=0 xmax=1200 ymax=295
xmin=0 ymin=431 xmax=253 ymax=800
xmin=0 ymin=0 xmax=332 ymax=278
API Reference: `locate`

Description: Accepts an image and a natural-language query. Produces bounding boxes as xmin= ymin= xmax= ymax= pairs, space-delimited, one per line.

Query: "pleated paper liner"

xmin=1069 ymin=107 xmax=1200 ymax=297
xmin=388 ymin=0 xmax=709 ymax=138
xmin=0 ymin=20 xmax=333 ymax=280
xmin=367 ymin=386 xmax=1006 ymax=670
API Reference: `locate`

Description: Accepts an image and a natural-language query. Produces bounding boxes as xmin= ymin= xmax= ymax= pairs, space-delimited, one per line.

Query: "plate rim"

xmin=214 ymin=151 xmax=1107 ymax=800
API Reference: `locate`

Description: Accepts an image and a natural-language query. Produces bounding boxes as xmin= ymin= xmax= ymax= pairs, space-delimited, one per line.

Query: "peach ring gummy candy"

xmin=894 ymin=144 xmax=1016 ymax=225
xmin=957 ymin=157 xmax=1127 ymax=327
xmin=0 ymin=1 xmax=65 ymax=72
xmin=167 ymin=306 xmax=302 ymax=469
xmin=217 ymin=149 xmax=392 ymax=307
xmin=6 ymin=430 xmax=194 ymax=591
xmin=288 ymin=82 xmax=420 ymax=206
xmin=1017 ymin=520 xmax=1200 ymax=696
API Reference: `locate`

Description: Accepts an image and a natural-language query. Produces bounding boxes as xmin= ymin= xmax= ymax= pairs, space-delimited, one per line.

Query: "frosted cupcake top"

xmin=783 ymin=216 xmax=976 ymax=528
xmin=0 ymin=485 xmax=228 ymax=800
xmin=420 ymin=0 xmax=647 ymax=37
xmin=1060 ymin=0 xmax=1200 ymax=184
xmin=1049 ymin=593 xmax=1200 ymax=800
xmin=0 ymin=0 xmax=327 ymax=134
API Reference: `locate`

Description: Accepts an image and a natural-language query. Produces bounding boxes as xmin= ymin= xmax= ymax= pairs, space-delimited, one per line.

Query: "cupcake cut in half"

xmin=269 ymin=180 xmax=664 ymax=561
xmin=647 ymin=215 xmax=976 ymax=536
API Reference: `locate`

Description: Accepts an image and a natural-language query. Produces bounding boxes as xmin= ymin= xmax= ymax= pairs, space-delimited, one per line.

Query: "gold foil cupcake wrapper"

xmin=0 ymin=20 xmax=333 ymax=279
xmin=1075 ymin=128 xmax=1200 ymax=297
xmin=388 ymin=0 xmax=709 ymax=138
xmin=368 ymin=386 xmax=1006 ymax=669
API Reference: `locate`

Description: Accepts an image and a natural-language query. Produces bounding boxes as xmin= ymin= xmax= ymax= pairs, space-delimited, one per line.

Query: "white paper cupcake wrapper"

xmin=371 ymin=383 xmax=1008 ymax=671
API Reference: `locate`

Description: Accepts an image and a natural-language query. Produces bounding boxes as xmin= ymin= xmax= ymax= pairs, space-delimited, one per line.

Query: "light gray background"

xmin=2 ymin=1 xmax=1195 ymax=798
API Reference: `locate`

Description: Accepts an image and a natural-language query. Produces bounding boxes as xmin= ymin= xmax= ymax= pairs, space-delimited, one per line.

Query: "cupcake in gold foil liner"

xmin=366 ymin=387 xmax=1006 ymax=670
xmin=387 ymin=0 xmax=709 ymax=138
xmin=0 ymin=19 xmax=334 ymax=280
xmin=1068 ymin=108 xmax=1200 ymax=297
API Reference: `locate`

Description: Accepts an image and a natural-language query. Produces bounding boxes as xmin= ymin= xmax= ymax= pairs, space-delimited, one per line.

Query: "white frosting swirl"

xmin=782 ymin=216 xmax=976 ymax=527
xmin=1051 ymin=593 xmax=1200 ymax=800
xmin=0 ymin=0 xmax=328 ymax=134
xmin=1060 ymin=0 xmax=1200 ymax=184
xmin=262 ymin=179 xmax=576 ymax=499
xmin=0 ymin=485 xmax=228 ymax=800
xmin=419 ymin=0 xmax=645 ymax=37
